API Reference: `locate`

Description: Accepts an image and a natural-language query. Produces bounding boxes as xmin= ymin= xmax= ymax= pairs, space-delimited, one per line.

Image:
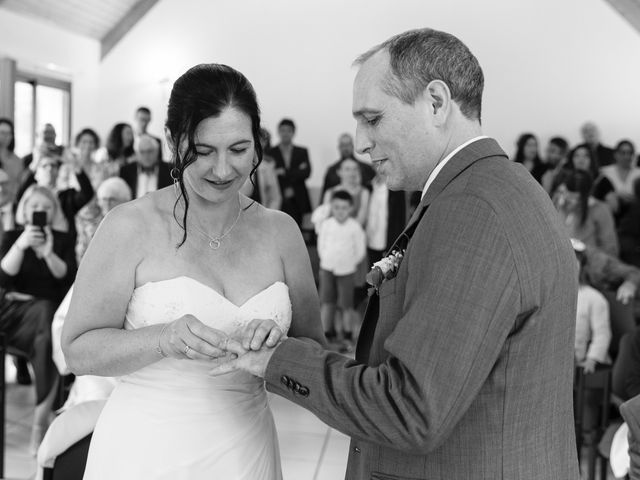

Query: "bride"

xmin=61 ymin=64 xmax=324 ymax=479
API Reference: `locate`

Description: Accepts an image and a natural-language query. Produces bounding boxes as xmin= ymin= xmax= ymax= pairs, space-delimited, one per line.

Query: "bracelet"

xmin=156 ymin=323 xmax=170 ymax=358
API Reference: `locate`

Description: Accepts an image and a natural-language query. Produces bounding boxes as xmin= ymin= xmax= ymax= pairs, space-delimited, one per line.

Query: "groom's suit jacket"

xmin=266 ymin=138 xmax=580 ymax=479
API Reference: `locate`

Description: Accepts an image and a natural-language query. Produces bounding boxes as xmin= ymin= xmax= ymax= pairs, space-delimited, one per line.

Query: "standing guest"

xmin=552 ymin=169 xmax=619 ymax=256
xmin=17 ymin=155 xmax=94 ymax=243
xmin=0 ymin=118 xmax=26 ymax=229
xmin=541 ymin=136 xmax=569 ymax=194
xmin=619 ymin=178 xmax=640 ymax=268
xmin=215 ymin=28 xmax=580 ymax=479
xmin=513 ymin=132 xmax=548 ymax=183
xmin=600 ymin=140 xmax=640 ymax=215
xmin=96 ymin=123 xmax=135 ymax=166
xmin=268 ymin=118 xmax=312 ymax=227
xmin=119 ymin=134 xmax=172 ymax=199
xmin=318 ymin=190 xmax=366 ymax=349
xmin=365 ymin=173 xmax=407 ymax=264
xmin=22 ymin=123 xmax=64 ymax=170
xmin=323 ymin=158 xmax=370 ymax=226
xmin=240 ymin=128 xmax=282 ymax=210
xmin=577 ymin=121 xmax=615 ymax=169
xmin=320 ymin=133 xmax=376 ymax=200
xmin=133 ymin=106 xmax=163 ymax=159
xmin=0 ymin=185 xmax=76 ymax=451
xmin=76 ymin=177 xmax=132 ymax=263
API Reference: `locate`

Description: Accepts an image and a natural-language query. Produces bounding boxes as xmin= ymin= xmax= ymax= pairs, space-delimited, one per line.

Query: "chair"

xmin=601 ymin=290 xmax=635 ymax=361
xmin=575 ymin=364 xmax=612 ymax=480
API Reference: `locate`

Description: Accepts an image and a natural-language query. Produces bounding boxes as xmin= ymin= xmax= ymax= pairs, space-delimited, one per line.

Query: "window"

xmin=13 ymin=74 xmax=71 ymax=157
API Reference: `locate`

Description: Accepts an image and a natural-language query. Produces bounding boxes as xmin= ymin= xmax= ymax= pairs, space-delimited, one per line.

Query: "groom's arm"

xmin=265 ymin=194 xmax=522 ymax=453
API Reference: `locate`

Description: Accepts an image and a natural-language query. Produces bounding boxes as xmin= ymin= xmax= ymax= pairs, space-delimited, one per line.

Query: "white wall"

xmin=2 ymin=0 xmax=640 ymax=187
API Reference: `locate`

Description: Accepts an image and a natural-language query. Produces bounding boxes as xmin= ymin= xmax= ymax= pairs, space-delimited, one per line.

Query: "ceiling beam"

xmin=100 ymin=0 xmax=160 ymax=60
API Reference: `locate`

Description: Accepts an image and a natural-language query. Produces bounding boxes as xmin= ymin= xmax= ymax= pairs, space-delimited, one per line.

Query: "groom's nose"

xmin=355 ymin=124 xmax=373 ymax=157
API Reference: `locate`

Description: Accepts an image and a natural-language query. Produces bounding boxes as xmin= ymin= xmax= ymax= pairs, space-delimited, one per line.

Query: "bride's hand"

xmin=158 ymin=314 xmax=246 ymax=360
xmin=240 ymin=318 xmax=286 ymax=351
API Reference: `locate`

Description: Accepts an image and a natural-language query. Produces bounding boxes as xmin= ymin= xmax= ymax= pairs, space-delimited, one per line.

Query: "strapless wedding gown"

xmin=83 ymin=276 xmax=291 ymax=480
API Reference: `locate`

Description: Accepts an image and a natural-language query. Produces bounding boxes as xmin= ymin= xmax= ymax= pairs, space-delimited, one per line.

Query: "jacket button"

xmin=299 ymin=386 xmax=309 ymax=397
xmin=280 ymin=375 xmax=289 ymax=386
xmin=287 ymin=378 xmax=296 ymax=390
xmin=354 ymin=447 xmax=361 ymax=454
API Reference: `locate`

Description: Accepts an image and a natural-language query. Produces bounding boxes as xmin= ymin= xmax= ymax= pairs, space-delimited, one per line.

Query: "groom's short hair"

xmin=354 ymin=28 xmax=484 ymax=122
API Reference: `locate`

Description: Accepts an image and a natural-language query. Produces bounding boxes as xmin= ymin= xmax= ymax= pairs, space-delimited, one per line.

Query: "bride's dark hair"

xmin=166 ymin=63 xmax=263 ymax=247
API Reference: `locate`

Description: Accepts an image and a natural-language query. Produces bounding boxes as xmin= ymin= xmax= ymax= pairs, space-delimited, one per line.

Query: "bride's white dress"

xmin=83 ymin=276 xmax=291 ymax=480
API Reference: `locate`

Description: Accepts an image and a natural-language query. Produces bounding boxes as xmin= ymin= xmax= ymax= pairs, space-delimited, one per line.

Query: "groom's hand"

xmin=240 ymin=318 xmax=286 ymax=351
xmin=208 ymin=344 xmax=278 ymax=378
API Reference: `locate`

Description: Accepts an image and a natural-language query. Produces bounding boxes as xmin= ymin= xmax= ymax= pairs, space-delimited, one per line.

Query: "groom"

xmin=217 ymin=28 xmax=580 ymax=479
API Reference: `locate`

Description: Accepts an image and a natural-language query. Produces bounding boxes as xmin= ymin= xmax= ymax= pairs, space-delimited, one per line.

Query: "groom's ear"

xmin=425 ymin=80 xmax=452 ymax=127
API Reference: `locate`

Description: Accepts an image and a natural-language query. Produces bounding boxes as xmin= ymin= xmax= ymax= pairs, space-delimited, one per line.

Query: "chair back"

xmin=601 ymin=290 xmax=635 ymax=361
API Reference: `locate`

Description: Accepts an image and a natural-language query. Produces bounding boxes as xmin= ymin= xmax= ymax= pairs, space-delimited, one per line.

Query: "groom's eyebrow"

xmin=352 ymin=108 xmax=381 ymax=119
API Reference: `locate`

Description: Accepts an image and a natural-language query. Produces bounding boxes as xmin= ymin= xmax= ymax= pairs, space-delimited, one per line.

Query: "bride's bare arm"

xmin=275 ymin=212 xmax=326 ymax=346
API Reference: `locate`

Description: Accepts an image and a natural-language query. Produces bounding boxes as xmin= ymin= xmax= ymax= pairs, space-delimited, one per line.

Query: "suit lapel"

xmin=356 ymin=138 xmax=508 ymax=363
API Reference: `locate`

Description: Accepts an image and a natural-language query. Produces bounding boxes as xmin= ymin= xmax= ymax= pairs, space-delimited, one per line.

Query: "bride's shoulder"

xmin=99 ymin=190 xmax=170 ymax=239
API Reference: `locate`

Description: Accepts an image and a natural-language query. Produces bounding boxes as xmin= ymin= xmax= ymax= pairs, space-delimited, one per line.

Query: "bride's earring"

xmin=170 ymin=167 xmax=180 ymax=198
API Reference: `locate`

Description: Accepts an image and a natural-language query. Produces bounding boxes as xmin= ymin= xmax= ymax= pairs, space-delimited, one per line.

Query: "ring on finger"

xmin=184 ymin=345 xmax=192 ymax=356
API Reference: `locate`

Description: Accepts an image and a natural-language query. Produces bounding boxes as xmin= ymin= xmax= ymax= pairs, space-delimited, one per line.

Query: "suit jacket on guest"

xmin=119 ymin=161 xmax=172 ymax=199
xmin=265 ymin=138 xmax=579 ymax=479
xmin=267 ymin=145 xmax=311 ymax=223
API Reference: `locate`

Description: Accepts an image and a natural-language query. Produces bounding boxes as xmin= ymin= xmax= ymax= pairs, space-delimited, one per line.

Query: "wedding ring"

xmin=184 ymin=345 xmax=191 ymax=356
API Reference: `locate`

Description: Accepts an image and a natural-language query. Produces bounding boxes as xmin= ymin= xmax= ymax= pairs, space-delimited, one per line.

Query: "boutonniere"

xmin=366 ymin=249 xmax=405 ymax=296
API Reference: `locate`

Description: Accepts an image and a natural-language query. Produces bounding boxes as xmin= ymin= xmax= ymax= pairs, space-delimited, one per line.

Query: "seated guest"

xmin=322 ymin=158 xmax=370 ymax=226
xmin=572 ymin=239 xmax=640 ymax=305
xmin=95 ymin=123 xmax=135 ymax=166
xmin=600 ymin=140 xmax=640 ymax=217
xmin=0 ymin=118 xmax=26 ymax=222
xmin=0 ymin=185 xmax=76 ymax=450
xmin=320 ymin=133 xmax=375 ymax=201
xmin=574 ymin=243 xmax=612 ymax=373
xmin=541 ymin=136 xmax=569 ymax=194
xmin=513 ymin=133 xmax=547 ymax=183
xmin=76 ymin=178 xmax=132 ymax=262
xmin=566 ymin=144 xmax=617 ymax=213
xmin=22 ymin=123 xmax=64 ymax=170
xmin=576 ymin=121 xmax=615 ymax=169
xmin=119 ymin=134 xmax=171 ymax=199
xmin=366 ymin=173 xmax=407 ymax=264
xmin=619 ymin=178 xmax=640 ymax=268
xmin=268 ymin=118 xmax=312 ymax=227
xmin=17 ymin=154 xmax=94 ymax=243
xmin=240 ymin=128 xmax=281 ymax=209
xmin=552 ymin=169 xmax=619 ymax=256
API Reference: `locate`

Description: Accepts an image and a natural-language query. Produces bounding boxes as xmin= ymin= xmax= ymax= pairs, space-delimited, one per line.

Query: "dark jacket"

xmin=268 ymin=145 xmax=312 ymax=224
xmin=119 ymin=161 xmax=172 ymax=199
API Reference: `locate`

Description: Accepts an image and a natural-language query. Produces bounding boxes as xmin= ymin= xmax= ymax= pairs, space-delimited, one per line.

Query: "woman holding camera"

xmin=0 ymin=185 xmax=76 ymax=451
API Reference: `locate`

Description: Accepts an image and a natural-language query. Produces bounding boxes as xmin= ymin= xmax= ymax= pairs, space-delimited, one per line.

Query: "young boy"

xmin=317 ymin=190 xmax=366 ymax=350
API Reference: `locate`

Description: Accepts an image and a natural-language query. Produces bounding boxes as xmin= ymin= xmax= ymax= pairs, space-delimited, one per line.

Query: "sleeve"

xmin=593 ymin=203 xmax=619 ymax=257
xmin=67 ymin=170 xmax=95 ymax=214
xmin=264 ymin=194 xmax=521 ymax=453
xmin=288 ymin=148 xmax=311 ymax=181
xmin=585 ymin=291 xmax=611 ymax=362
xmin=55 ymin=232 xmax=78 ymax=288
xmin=317 ymin=221 xmax=328 ymax=263
xmin=0 ymin=230 xmax=20 ymax=287
xmin=601 ymin=251 xmax=640 ymax=290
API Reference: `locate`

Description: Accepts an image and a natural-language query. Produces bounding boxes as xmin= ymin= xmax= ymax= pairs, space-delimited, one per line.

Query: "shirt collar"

xmin=421 ymin=136 xmax=489 ymax=200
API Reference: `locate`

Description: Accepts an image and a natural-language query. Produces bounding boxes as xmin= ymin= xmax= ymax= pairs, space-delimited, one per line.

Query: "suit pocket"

xmin=378 ymin=277 xmax=398 ymax=299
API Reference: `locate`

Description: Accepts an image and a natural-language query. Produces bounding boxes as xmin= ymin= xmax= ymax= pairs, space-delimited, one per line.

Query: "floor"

xmin=2 ymin=360 xmax=350 ymax=480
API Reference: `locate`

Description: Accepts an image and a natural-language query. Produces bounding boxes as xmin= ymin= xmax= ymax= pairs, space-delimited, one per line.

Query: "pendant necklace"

xmin=190 ymin=200 xmax=243 ymax=250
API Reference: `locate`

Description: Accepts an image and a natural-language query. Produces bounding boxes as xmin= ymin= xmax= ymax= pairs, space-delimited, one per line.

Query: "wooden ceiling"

xmin=0 ymin=0 xmax=160 ymax=58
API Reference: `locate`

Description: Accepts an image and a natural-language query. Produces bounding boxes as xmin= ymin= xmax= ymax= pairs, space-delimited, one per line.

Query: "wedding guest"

xmin=133 ymin=106 xmax=163 ymax=159
xmin=119 ymin=134 xmax=172 ymax=199
xmin=566 ymin=144 xmax=617 ymax=214
xmin=320 ymin=133 xmax=375 ymax=201
xmin=600 ymin=140 xmax=640 ymax=216
xmin=322 ymin=158 xmax=370 ymax=226
xmin=17 ymin=154 xmax=94 ymax=243
xmin=268 ymin=118 xmax=312 ymax=227
xmin=619 ymin=178 xmax=640 ymax=268
xmin=76 ymin=177 xmax=132 ymax=262
xmin=96 ymin=123 xmax=135 ymax=166
xmin=22 ymin=123 xmax=64 ymax=170
xmin=0 ymin=118 xmax=25 ymax=230
xmin=240 ymin=128 xmax=282 ymax=209
xmin=541 ymin=136 xmax=569 ymax=194
xmin=576 ymin=121 xmax=615 ymax=169
xmin=366 ymin=174 xmax=407 ymax=264
xmin=513 ymin=133 xmax=547 ymax=183
xmin=317 ymin=190 xmax=366 ymax=348
xmin=574 ymin=244 xmax=612 ymax=373
xmin=0 ymin=185 xmax=76 ymax=450
xmin=552 ymin=169 xmax=619 ymax=256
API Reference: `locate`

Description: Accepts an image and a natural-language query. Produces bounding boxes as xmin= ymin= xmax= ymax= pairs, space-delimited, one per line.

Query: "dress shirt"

xmin=366 ymin=181 xmax=389 ymax=251
xmin=318 ymin=217 xmax=366 ymax=276
xmin=136 ymin=166 xmax=159 ymax=198
xmin=421 ymin=136 xmax=489 ymax=200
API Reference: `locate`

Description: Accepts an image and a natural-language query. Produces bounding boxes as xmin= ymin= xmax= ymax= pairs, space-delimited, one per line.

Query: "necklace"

xmin=188 ymin=199 xmax=243 ymax=250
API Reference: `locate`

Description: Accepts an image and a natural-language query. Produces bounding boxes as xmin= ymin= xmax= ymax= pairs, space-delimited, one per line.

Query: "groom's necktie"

xmin=355 ymin=204 xmax=429 ymax=363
